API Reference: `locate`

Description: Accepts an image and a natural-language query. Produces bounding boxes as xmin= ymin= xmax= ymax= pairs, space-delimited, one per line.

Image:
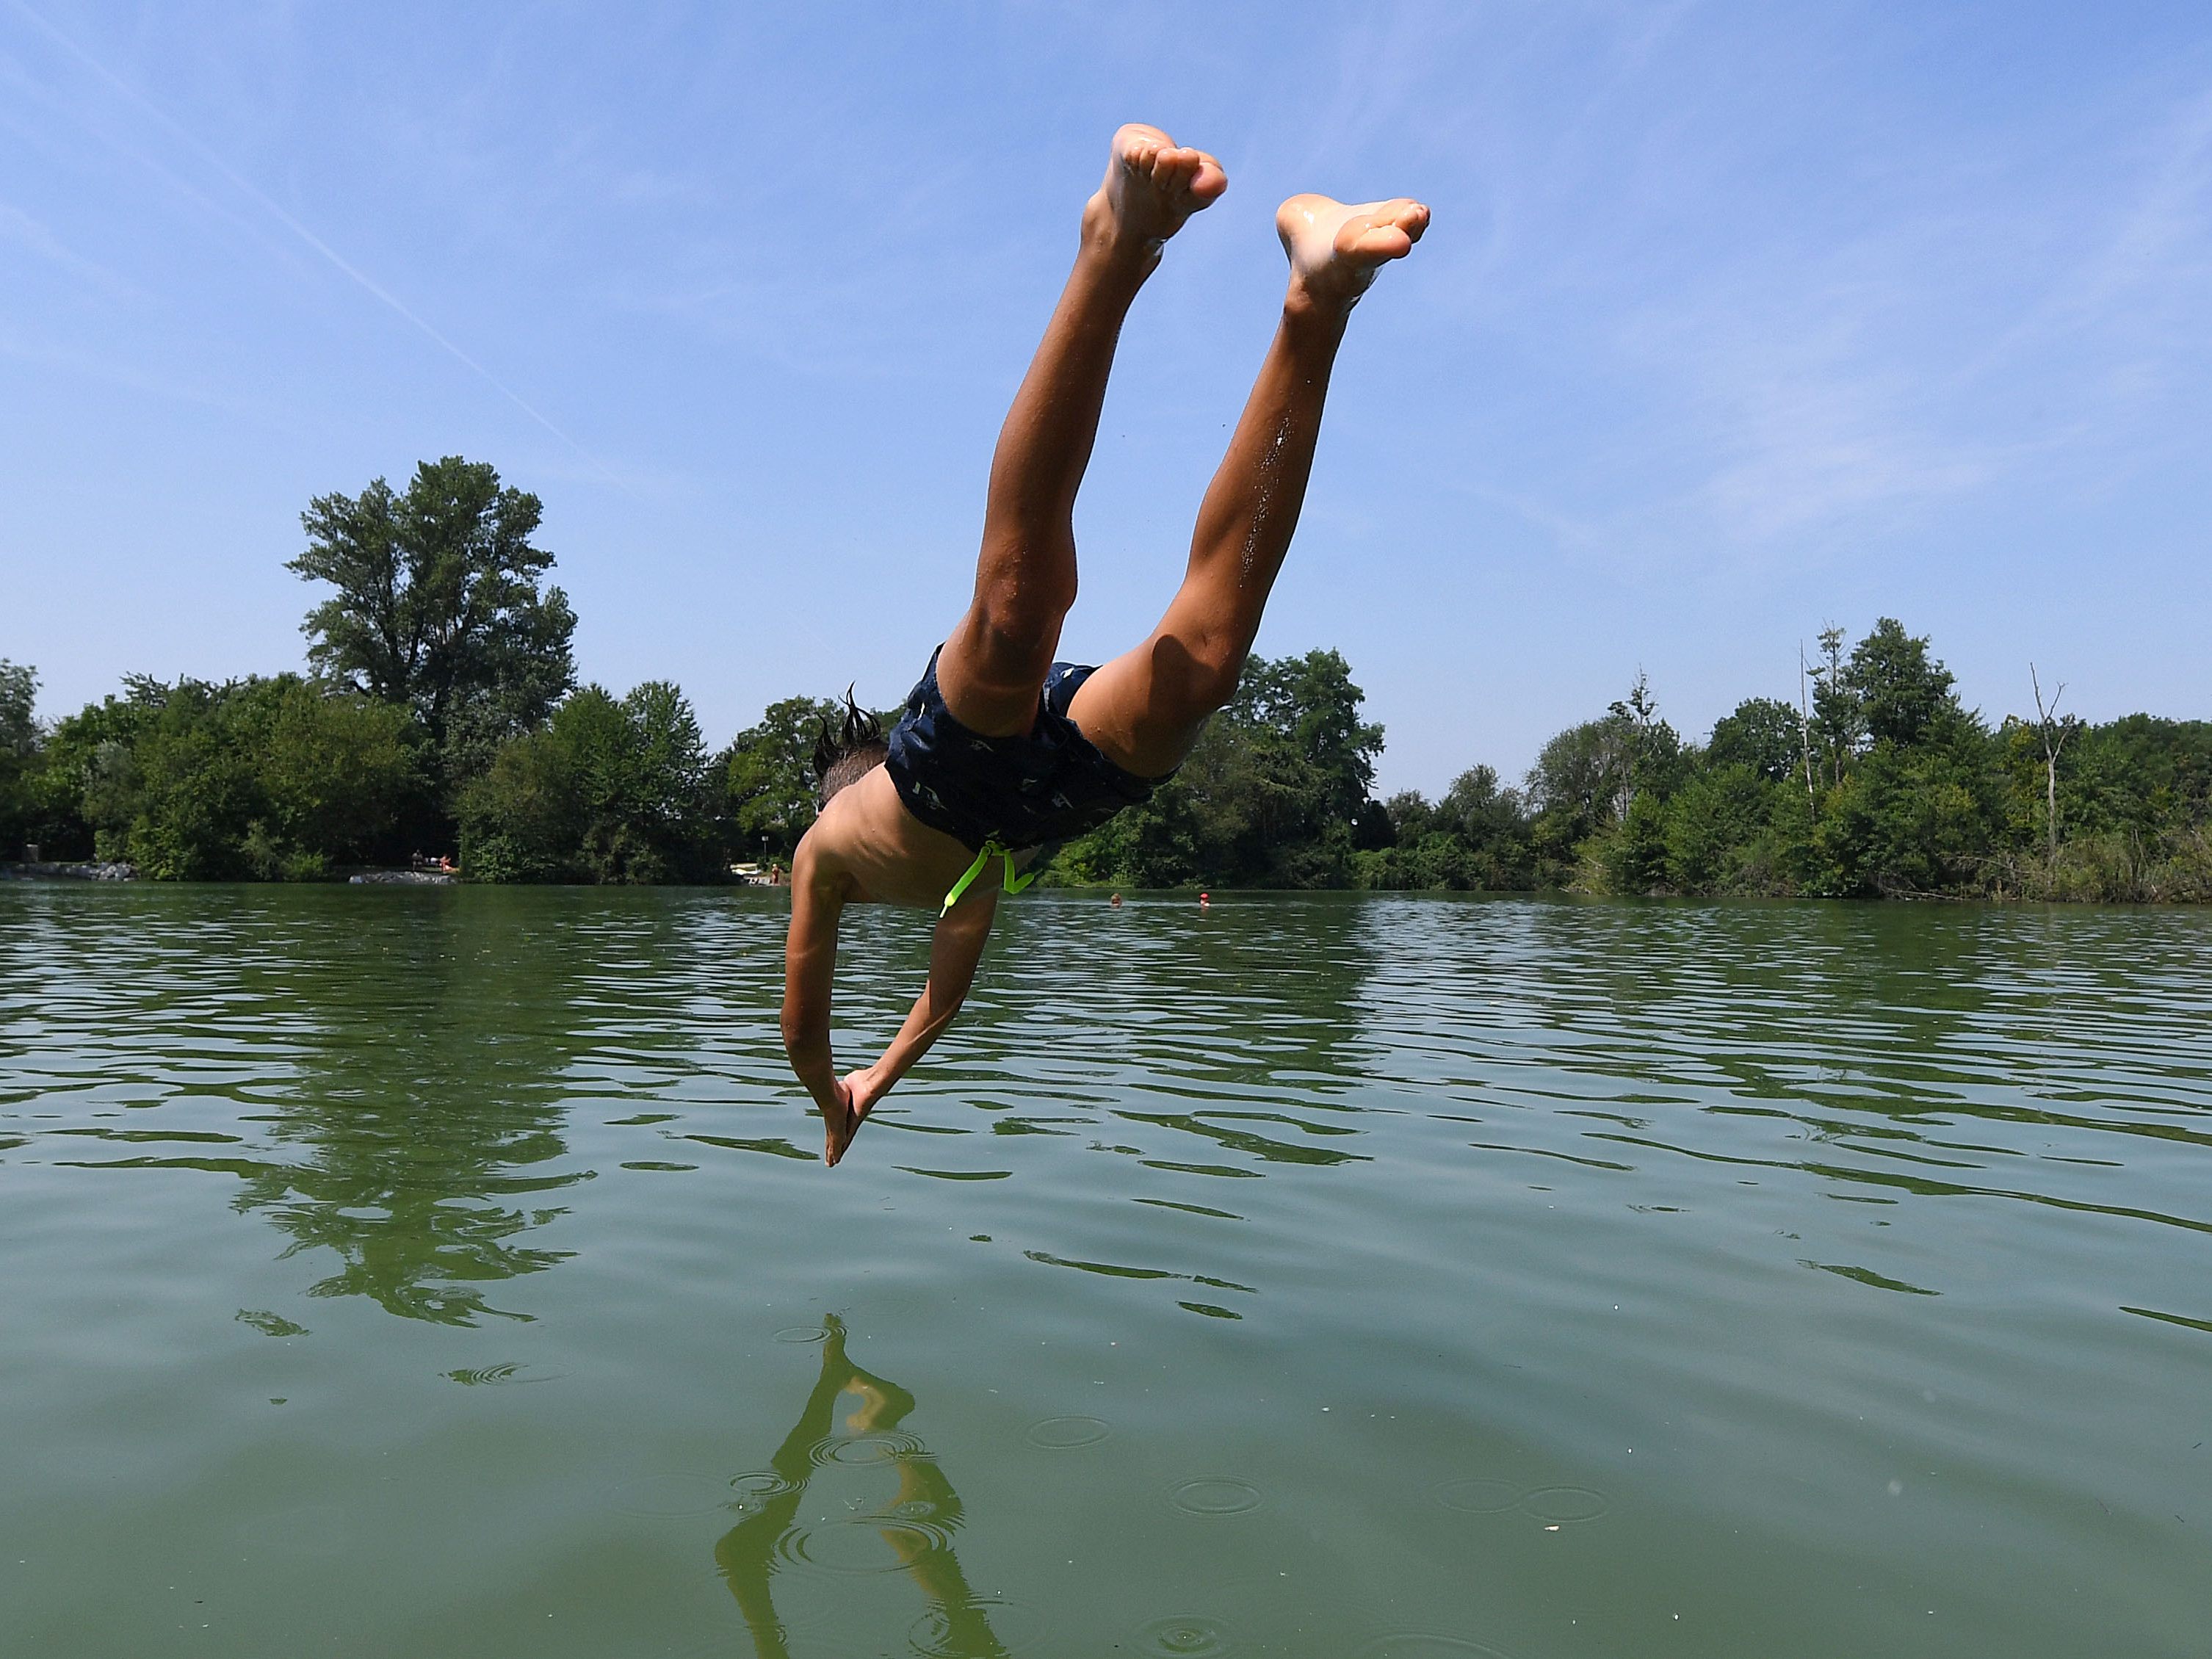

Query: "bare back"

xmin=799 ymin=765 xmax=1027 ymax=912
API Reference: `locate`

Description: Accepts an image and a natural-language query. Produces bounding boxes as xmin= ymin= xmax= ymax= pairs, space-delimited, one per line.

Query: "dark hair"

xmin=812 ymin=687 xmax=889 ymax=806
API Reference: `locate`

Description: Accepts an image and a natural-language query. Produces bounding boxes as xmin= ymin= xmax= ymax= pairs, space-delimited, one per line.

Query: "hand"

xmin=841 ymin=1063 xmax=894 ymax=1122
xmin=818 ymin=1071 xmax=860 ymax=1167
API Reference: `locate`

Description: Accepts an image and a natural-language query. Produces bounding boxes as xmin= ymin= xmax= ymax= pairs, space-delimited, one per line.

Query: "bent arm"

xmin=846 ymin=897 xmax=998 ymax=1112
xmin=780 ymin=850 xmax=847 ymax=1117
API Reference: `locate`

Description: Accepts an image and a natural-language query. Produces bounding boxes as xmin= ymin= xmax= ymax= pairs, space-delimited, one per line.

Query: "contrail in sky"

xmin=7 ymin=0 xmax=610 ymax=475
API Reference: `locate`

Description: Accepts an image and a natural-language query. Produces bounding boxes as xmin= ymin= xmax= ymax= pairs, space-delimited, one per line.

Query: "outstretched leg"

xmin=936 ymin=124 xmax=1226 ymax=737
xmin=1068 ymin=194 xmax=1430 ymax=776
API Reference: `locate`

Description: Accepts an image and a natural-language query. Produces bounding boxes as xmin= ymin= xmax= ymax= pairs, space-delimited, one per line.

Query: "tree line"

xmin=3 ymin=457 xmax=2205 ymax=900
xmin=1350 ymin=620 xmax=2211 ymax=903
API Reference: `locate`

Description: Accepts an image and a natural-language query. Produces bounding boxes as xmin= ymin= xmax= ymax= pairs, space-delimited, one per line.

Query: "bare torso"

xmin=799 ymin=765 xmax=1033 ymax=911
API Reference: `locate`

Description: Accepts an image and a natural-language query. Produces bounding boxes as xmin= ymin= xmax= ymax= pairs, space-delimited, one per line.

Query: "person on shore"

xmin=782 ymin=123 xmax=1428 ymax=1165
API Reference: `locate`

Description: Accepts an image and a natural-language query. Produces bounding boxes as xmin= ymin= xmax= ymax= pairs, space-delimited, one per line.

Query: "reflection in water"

xmin=6 ymin=889 xmax=2212 ymax=1656
xmin=223 ymin=896 xmax=595 ymax=1325
xmin=3 ymin=889 xmax=620 ymax=1325
xmin=717 ymin=1316 xmax=1005 ymax=1658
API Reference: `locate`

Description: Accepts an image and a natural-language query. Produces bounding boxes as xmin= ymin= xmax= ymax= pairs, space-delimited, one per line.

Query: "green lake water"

xmin=1 ymin=884 xmax=2208 ymax=1657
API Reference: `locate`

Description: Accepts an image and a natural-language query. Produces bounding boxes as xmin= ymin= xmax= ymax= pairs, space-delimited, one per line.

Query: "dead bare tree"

xmin=2028 ymin=664 xmax=2075 ymax=862
xmin=1797 ymin=645 xmax=1818 ymax=815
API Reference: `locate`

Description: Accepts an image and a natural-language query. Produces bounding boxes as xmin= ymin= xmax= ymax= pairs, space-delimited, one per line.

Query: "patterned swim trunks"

xmin=883 ymin=646 xmax=1164 ymax=854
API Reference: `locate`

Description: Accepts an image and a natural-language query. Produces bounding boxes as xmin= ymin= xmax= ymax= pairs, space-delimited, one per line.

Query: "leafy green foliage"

xmin=1708 ymin=696 xmax=1802 ymax=784
xmin=1848 ymin=618 xmax=1955 ymax=749
xmin=0 ymin=659 xmax=37 ymax=854
xmin=25 ymin=676 xmax=418 ymax=878
xmin=290 ymin=457 xmax=576 ymax=798
xmin=1057 ymin=648 xmax=1383 ymax=888
xmin=716 ymin=695 xmax=858 ymax=862
xmin=0 ymin=660 xmax=34 ymax=759
xmin=1359 ymin=766 xmax=1549 ymax=890
xmin=14 ymin=567 xmax=2207 ymax=902
xmin=460 ymin=681 xmax=718 ymax=883
xmin=1566 ymin=624 xmax=2211 ymax=903
xmin=1660 ymin=764 xmax=1779 ymax=893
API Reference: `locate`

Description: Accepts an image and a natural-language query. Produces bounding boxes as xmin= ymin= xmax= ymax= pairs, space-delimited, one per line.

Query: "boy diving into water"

xmin=783 ymin=124 xmax=1428 ymax=1165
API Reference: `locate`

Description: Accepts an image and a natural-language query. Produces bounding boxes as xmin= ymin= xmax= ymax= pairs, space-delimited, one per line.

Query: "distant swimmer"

xmin=781 ymin=123 xmax=1428 ymax=1165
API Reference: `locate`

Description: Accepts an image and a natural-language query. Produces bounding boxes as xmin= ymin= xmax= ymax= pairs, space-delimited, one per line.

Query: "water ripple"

xmin=5 ymin=887 xmax=2210 ymax=1657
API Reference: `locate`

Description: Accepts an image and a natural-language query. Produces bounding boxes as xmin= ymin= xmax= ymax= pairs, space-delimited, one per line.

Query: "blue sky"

xmin=3 ymin=1 xmax=2206 ymax=793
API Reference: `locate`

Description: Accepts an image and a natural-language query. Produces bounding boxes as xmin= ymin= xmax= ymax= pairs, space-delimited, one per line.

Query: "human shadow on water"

xmin=715 ymin=1315 xmax=1007 ymax=1658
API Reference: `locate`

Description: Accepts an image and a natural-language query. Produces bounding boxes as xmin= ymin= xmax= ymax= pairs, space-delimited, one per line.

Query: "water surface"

xmin=2 ymin=886 xmax=2208 ymax=1656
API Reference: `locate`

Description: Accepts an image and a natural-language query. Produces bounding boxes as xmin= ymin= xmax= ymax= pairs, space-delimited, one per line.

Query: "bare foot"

xmin=1277 ymin=194 xmax=1430 ymax=314
xmin=1086 ymin=123 xmax=1227 ymax=265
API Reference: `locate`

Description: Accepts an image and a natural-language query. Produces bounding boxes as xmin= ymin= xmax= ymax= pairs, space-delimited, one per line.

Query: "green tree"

xmin=238 ymin=679 xmax=423 ymax=874
xmin=0 ymin=659 xmax=37 ymax=854
xmin=1660 ymin=763 xmax=1779 ymax=893
xmin=1381 ymin=788 xmax=1435 ymax=843
xmin=1057 ymin=648 xmax=1384 ymax=888
xmin=289 ymin=457 xmax=577 ymax=795
xmin=1812 ymin=712 xmax=2004 ymax=896
xmin=26 ymin=681 xmax=162 ymax=861
xmin=1708 ymin=695 xmax=1801 ymax=784
xmin=461 ymin=680 xmax=717 ymax=883
xmin=718 ymin=694 xmax=848 ymax=862
xmin=2047 ymin=714 xmax=2212 ymax=839
xmin=1438 ymin=765 xmax=1524 ymax=843
xmin=1232 ymin=648 xmax=1386 ymax=824
xmin=75 ymin=676 xmax=418 ymax=879
xmin=1597 ymin=786 xmax=1671 ymax=892
xmin=1846 ymin=618 xmax=1956 ymax=748
xmin=1359 ymin=759 xmax=1545 ymax=892
xmin=1527 ymin=715 xmax=1635 ymax=843
xmin=1527 ymin=676 xmax=1683 ymax=881
xmin=0 ymin=659 xmax=34 ymax=757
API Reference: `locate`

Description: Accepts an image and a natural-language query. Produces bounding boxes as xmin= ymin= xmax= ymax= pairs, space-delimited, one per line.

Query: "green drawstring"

xmin=940 ymin=839 xmax=1037 ymax=916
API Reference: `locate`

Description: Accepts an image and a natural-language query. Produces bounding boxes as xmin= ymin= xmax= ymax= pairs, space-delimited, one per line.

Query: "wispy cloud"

xmin=5 ymin=0 xmax=612 ymax=478
xmin=1483 ymin=55 xmax=2212 ymax=565
xmin=0 ymin=317 xmax=243 ymax=410
xmin=0 ymin=196 xmax=129 ymax=293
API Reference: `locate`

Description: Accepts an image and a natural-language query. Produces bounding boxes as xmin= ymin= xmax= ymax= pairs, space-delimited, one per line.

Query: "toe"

xmin=1358 ymin=225 xmax=1415 ymax=262
xmin=1387 ymin=199 xmax=1431 ymax=241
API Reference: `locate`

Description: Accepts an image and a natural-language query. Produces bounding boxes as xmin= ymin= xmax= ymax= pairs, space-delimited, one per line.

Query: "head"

xmin=812 ymin=687 xmax=889 ymax=808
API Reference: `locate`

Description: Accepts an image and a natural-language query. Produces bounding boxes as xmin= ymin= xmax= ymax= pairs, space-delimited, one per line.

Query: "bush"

xmin=1055 ymin=648 xmax=1384 ymax=889
xmin=29 ymin=676 xmax=417 ymax=878
xmin=460 ymin=681 xmax=718 ymax=883
xmin=0 ymin=659 xmax=37 ymax=856
xmin=1660 ymin=764 xmax=1777 ymax=894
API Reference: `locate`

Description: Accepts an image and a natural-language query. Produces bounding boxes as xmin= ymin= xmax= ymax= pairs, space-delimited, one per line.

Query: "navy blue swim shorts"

xmin=884 ymin=646 xmax=1164 ymax=853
